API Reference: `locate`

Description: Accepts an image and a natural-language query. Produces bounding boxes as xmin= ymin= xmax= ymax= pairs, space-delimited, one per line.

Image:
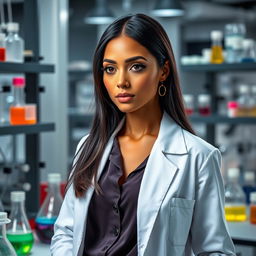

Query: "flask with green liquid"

xmin=6 ymin=191 xmax=34 ymax=255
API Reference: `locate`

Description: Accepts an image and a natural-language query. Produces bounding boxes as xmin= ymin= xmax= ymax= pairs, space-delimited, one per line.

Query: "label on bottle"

xmin=25 ymin=104 xmax=36 ymax=121
xmin=225 ymin=35 xmax=243 ymax=50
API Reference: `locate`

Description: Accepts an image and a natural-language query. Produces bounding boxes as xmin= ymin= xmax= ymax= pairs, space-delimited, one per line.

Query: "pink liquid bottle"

xmin=35 ymin=173 xmax=63 ymax=244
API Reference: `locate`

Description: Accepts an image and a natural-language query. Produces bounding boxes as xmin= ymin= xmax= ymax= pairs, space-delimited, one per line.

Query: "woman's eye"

xmin=103 ymin=66 xmax=115 ymax=74
xmin=130 ymin=64 xmax=146 ymax=72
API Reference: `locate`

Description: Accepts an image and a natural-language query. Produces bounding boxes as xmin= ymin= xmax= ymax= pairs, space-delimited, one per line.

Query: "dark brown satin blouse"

xmin=83 ymin=138 xmax=148 ymax=256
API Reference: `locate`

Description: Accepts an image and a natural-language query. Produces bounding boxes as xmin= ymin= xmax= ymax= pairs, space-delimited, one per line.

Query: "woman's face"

xmin=102 ymin=35 xmax=166 ymax=114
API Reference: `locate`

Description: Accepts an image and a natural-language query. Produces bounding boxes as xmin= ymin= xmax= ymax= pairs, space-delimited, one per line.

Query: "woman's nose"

xmin=116 ymin=72 xmax=130 ymax=88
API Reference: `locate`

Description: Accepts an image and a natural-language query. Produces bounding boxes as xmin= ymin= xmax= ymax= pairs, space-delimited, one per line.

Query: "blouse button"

xmin=113 ymin=226 xmax=119 ymax=236
xmin=112 ymin=203 xmax=119 ymax=214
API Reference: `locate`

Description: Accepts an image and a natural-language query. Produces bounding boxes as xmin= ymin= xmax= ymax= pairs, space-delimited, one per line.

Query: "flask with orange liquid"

xmin=225 ymin=167 xmax=247 ymax=222
xmin=9 ymin=77 xmax=37 ymax=125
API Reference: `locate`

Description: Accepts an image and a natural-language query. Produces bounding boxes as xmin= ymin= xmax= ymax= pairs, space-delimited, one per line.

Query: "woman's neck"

xmin=121 ymin=106 xmax=163 ymax=140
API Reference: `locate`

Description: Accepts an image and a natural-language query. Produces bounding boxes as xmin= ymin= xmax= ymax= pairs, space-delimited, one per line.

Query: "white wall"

xmin=38 ymin=0 xmax=68 ymax=182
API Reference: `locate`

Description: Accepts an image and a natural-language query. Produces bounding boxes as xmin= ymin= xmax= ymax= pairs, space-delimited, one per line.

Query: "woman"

xmin=51 ymin=13 xmax=236 ymax=256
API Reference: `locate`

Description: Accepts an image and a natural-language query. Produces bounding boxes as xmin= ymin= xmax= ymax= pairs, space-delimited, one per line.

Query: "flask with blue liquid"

xmin=35 ymin=173 xmax=63 ymax=244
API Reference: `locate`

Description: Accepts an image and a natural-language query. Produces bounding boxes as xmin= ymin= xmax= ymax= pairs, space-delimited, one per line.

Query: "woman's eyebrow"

xmin=103 ymin=56 xmax=148 ymax=64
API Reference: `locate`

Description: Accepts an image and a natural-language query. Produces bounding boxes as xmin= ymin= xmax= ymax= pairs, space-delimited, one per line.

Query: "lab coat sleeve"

xmin=50 ymin=135 xmax=88 ymax=255
xmin=190 ymin=149 xmax=236 ymax=256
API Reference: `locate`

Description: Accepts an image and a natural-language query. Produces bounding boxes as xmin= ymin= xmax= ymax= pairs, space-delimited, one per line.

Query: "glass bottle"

xmin=210 ymin=30 xmax=224 ymax=64
xmin=0 ymin=33 xmax=6 ymax=62
xmin=241 ymin=39 xmax=256 ymax=63
xmin=198 ymin=94 xmax=211 ymax=116
xmin=0 ymin=85 xmax=11 ymax=124
xmin=0 ymin=212 xmax=17 ymax=256
xmin=5 ymin=23 xmax=24 ymax=63
xmin=35 ymin=173 xmax=63 ymax=244
xmin=224 ymin=23 xmax=246 ymax=63
xmin=225 ymin=167 xmax=247 ymax=222
xmin=183 ymin=94 xmax=194 ymax=116
xmin=242 ymin=171 xmax=256 ymax=205
xmin=9 ymin=77 xmax=37 ymax=125
xmin=236 ymin=84 xmax=252 ymax=117
xmin=250 ymin=192 xmax=256 ymax=224
xmin=6 ymin=191 xmax=34 ymax=256
xmin=251 ymin=85 xmax=256 ymax=117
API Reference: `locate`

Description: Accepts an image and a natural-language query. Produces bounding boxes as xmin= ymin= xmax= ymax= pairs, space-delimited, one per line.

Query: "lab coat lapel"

xmin=137 ymin=112 xmax=188 ymax=255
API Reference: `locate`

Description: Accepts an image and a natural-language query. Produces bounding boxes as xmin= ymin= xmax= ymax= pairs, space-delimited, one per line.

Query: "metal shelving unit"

xmin=189 ymin=115 xmax=256 ymax=124
xmin=0 ymin=0 xmax=55 ymax=218
xmin=181 ymin=63 xmax=256 ymax=72
xmin=0 ymin=123 xmax=55 ymax=135
xmin=0 ymin=62 xmax=54 ymax=73
xmin=181 ymin=63 xmax=256 ymax=145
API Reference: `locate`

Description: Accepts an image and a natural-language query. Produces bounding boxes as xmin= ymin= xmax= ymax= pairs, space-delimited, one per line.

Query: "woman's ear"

xmin=160 ymin=60 xmax=170 ymax=81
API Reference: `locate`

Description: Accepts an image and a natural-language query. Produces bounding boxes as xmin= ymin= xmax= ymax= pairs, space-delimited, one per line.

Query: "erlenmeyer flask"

xmin=35 ymin=173 xmax=63 ymax=244
xmin=6 ymin=191 xmax=34 ymax=255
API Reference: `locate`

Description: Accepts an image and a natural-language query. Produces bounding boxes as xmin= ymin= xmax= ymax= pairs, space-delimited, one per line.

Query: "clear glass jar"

xmin=225 ymin=23 xmax=246 ymax=63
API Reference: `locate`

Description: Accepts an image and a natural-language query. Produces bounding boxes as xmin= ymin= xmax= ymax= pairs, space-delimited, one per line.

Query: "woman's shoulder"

xmin=182 ymin=128 xmax=219 ymax=157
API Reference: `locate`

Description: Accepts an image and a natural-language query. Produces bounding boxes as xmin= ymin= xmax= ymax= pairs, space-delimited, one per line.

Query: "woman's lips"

xmin=115 ymin=93 xmax=135 ymax=103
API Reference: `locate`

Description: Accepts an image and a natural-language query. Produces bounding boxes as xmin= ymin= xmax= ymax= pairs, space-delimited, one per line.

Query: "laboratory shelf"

xmin=180 ymin=62 xmax=256 ymax=72
xmin=189 ymin=115 xmax=256 ymax=124
xmin=0 ymin=62 xmax=55 ymax=73
xmin=228 ymin=221 xmax=256 ymax=246
xmin=0 ymin=123 xmax=55 ymax=135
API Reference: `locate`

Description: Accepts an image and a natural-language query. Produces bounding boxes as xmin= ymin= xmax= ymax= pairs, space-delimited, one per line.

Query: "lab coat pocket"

xmin=169 ymin=197 xmax=195 ymax=246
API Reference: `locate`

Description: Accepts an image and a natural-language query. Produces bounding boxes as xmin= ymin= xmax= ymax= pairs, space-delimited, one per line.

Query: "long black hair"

xmin=68 ymin=13 xmax=195 ymax=197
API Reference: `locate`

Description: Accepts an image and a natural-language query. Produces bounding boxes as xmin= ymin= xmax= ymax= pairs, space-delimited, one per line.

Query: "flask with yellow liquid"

xmin=210 ymin=30 xmax=224 ymax=64
xmin=225 ymin=167 xmax=247 ymax=222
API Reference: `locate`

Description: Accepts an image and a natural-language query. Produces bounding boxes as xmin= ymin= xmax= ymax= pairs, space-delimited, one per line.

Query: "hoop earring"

xmin=158 ymin=82 xmax=166 ymax=97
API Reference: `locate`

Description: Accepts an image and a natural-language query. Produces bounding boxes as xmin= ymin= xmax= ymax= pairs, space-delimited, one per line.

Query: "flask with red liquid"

xmin=198 ymin=94 xmax=211 ymax=116
xmin=0 ymin=33 xmax=6 ymax=61
xmin=9 ymin=77 xmax=37 ymax=125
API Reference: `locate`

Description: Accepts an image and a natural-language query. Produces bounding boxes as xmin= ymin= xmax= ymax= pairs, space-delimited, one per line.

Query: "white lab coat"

xmin=51 ymin=112 xmax=236 ymax=256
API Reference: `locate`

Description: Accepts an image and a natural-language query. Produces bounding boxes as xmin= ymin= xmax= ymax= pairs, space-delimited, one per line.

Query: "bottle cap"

xmin=11 ymin=191 xmax=25 ymax=202
xmin=0 ymin=33 xmax=5 ymax=40
xmin=227 ymin=101 xmax=238 ymax=109
xmin=198 ymin=94 xmax=211 ymax=103
xmin=250 ymin=192 xmax=256 ymax=202
xmin=238 ymin=84 xmax=250 ymax=94
xmin=227 ymin=167 xmax=240 ymax=179
xmin=0 ymin=212 xmax=11 ymax=224
xmin=211 ymin=30 xmax=223 ymax=40
xmin=183 ymin=94 xmax=194 ymax=103
xmin=48 ymin=173 xmax=61 ymax=183
xmin=244 ymin=171 xmax=255 ymax=182
xmin=7 ymin=22 xmax=19 ymax=32
xmin=12 ymin=77 xmax=25 ymax=87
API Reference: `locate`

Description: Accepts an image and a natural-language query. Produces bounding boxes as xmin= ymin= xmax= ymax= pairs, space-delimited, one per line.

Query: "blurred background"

xmin=0 ymin=0 xmax=256 ymax=255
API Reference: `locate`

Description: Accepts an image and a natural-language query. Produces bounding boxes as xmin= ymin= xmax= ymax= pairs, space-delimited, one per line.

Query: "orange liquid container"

xmin=10 ymin=105 xmax=37 ymax=125
xmin=250 ymin=205 xmax=256 ymax=224
xmin=250 ymin=192 xmax=256 ymax=224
